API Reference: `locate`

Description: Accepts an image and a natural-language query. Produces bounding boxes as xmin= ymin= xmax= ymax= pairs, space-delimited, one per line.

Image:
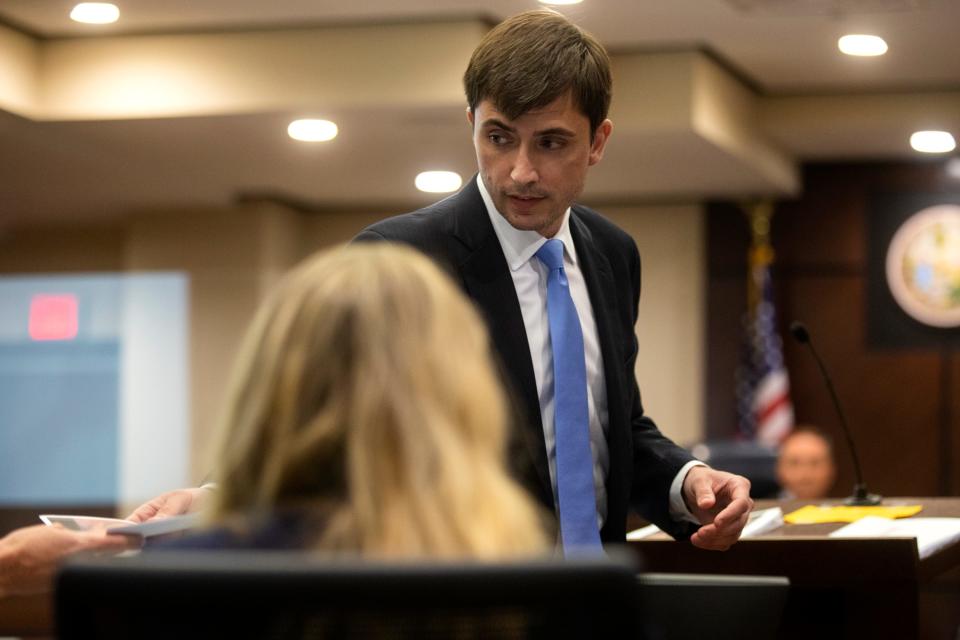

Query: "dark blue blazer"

xmin=355 ymin=178 xmax=697 ymax=542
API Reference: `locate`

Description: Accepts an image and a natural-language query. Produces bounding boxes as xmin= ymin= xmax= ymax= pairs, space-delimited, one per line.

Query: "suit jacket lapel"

xmin=569 ymin=210 xmax=631 ymax=508
xmin=447 ymin=180 xmax=554 ymax=507
xmin=569 ymin=209 xmax=622 ymax=403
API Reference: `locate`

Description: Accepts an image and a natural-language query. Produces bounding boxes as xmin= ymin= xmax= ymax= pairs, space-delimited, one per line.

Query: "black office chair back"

xmin=56 ymin=550 xmax=643 ymax=639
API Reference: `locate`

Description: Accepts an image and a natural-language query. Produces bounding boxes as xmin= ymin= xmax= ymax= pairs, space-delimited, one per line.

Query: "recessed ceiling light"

xmin=538 ymin=0 xmax=584 ymax=5
xmin=287 ymin=119 xmax=338 ymax=142
xmin=910 ymin=131 xmax=956 ymax=154
xmin=838 ymin=34 xmax=888 ymax=57
xmin=70 ymin=3 xmax=120 ymax=25
xmin=415 ymin=171 xmax=462 ymax=194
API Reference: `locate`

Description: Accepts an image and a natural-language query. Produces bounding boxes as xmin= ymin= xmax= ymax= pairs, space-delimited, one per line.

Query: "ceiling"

xmin=5 ymin=0 xmax=958 ymax=93
xmin=1 ymin=0 xmax=959 ymax=225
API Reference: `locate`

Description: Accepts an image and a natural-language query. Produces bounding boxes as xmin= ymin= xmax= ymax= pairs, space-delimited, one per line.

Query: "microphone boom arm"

xmin=790 ymin=321 xmax=881 ymax=506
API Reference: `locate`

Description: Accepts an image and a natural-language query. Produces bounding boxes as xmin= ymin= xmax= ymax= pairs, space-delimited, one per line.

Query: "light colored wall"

xmin=0 ymin=23 xmax=37 ymax=115
xmin=34 ymin=22 xmax=484 ymax=120
xmin=0 ymin=224 xmax=125 ymax=273
xmin=603 ymin=203 xmax=705 ymax=447
xmin=124 ymin=204 xmax=302 ymax=484
xmin=300 ymin=210 xmax=398 ymax=255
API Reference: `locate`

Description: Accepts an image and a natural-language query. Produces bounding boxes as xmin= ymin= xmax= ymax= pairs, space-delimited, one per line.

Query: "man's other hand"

xmin=682 ymin=466 xmax=753 ymax=551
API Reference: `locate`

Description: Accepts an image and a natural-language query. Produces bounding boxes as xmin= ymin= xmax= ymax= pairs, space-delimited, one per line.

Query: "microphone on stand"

xmin=789 ymin=321 xmax=881 ymax=506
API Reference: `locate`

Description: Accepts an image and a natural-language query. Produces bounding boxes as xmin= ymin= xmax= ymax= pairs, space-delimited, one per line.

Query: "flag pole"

xmin=736 ymin=199 xmax=794 ymax=446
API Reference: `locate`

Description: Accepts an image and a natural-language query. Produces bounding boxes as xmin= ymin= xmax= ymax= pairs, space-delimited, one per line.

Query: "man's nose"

xmin=510 ymin=144 xmax=539 ymax=185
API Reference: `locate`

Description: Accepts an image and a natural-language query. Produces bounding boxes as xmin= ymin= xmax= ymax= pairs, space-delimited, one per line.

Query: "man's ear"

xmin=588 ymin=119 xmax=613 ymax=166
xmin=466 ymin=106 xmax=475 ymax=128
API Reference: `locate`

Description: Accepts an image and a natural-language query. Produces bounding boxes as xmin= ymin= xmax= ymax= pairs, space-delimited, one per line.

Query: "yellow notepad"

xmin=784 ymin=504 xmax=923 ymax=525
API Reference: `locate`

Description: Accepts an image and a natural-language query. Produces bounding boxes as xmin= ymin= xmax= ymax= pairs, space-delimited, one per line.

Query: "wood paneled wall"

xmin=707 ymin=161 xmax=960 ymax=498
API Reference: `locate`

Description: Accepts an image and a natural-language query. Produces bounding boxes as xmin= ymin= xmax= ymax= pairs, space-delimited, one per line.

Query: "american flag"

xmin=736 ymin=216 xmax=794 ymax=446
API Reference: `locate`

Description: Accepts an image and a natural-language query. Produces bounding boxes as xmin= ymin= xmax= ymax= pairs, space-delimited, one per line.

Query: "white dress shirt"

xmin=477 ymin=176 xmax=701 ymax=528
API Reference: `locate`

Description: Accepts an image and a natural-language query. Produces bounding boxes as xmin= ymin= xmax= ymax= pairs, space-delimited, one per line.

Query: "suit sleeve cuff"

xmin=669 ymin=460 xmax=707 ymax=524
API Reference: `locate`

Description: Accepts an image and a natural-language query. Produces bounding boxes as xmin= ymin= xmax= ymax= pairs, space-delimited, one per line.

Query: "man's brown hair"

xmin=463 ymin=10 xmax=612 ymax=135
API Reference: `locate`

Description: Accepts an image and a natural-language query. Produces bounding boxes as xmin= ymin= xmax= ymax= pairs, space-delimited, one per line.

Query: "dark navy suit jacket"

xmin=355 ymin=177 xmax=697 ymax=542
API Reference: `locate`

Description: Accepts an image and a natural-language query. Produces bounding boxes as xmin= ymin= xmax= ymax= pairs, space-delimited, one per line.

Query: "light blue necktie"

xmin=535 ymin=239 xmax=602 ymax=553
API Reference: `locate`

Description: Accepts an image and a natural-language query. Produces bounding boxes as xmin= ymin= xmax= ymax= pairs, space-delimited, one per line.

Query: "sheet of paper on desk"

xmin=829 ymin=516 xmax=960 ymax=559
xmin=740 ymin=507 xmax=784 ymax=538
xmin=625 ymin=507 xmax=784 ymax=541
xmin=626 ymin=523 xmax=663 ymax=541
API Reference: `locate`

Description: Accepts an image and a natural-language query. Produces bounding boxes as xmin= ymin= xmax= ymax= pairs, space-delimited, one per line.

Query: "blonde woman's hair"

xmin=207 ymin=243 xmax=548 ymax=558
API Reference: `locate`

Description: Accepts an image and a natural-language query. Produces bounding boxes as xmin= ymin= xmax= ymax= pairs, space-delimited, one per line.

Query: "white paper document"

xmin=740 ymin=507 xmax=784 ymax=538
xmin=626 ymin=523 xmax=661 ymax=541
xmin=40 ymin=514 xmax=130 ymax=531
xmin=40 ymin=513 xmax=201 ymax=538
xmin=625 ymin=507 xmax=784 ymax=541
xmin=829 ymin=516 xmax=960 ymax=559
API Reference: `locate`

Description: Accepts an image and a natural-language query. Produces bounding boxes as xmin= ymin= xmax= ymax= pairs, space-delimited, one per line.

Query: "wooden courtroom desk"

xmin=629 ymin=498 xmax=960 ymax=640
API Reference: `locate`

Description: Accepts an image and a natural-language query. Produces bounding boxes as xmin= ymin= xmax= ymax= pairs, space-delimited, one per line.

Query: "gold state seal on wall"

xmin=885 ymin=204 xmax=960 ymax=328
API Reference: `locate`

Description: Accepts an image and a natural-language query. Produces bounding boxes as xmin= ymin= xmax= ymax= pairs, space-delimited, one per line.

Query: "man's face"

xmin=776 ymin=432 xmax=836 ymax=500
xmin=468 ymin=93 xmax=612 ymax=238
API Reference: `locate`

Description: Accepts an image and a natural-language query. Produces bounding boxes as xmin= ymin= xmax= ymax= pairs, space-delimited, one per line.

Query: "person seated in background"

xmin=776 ymin=426 xmax=836 ymax=500
xmin=161 ymin=243 xmax=549 ymax=558
xmin=0 ymin=524 xmax=132 ymax=600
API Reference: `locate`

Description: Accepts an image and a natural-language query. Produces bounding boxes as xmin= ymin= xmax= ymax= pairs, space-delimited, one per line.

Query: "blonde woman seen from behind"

xmin=167 ymin=243 xmax=548 ymax=559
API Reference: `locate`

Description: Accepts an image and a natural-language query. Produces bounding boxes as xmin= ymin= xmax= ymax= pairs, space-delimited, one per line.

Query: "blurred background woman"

xmin=171 ymin=243 xmax=549 ymax=558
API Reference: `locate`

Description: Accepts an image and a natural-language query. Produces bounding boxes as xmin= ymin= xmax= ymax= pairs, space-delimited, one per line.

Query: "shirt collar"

xmin=476 ymin=174 xmax=578 ymax=271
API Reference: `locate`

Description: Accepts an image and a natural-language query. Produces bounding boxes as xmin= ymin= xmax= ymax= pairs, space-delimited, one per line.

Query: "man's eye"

xmin=488 ymin=133 xmax=509 ymax=145
xmin=541 ymin=138 xmax=566 ymax=150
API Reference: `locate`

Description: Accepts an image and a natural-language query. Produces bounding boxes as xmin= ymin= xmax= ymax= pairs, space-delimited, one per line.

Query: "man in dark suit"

xmin=356 ymin=10 xmax=752 ymax=550
xmin=129 ymin=10 xmax=751 ymax=551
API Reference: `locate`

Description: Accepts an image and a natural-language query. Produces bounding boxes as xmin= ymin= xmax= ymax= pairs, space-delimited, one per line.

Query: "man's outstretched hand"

xmin=682 ymin=466 xmax=753 ymax=551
